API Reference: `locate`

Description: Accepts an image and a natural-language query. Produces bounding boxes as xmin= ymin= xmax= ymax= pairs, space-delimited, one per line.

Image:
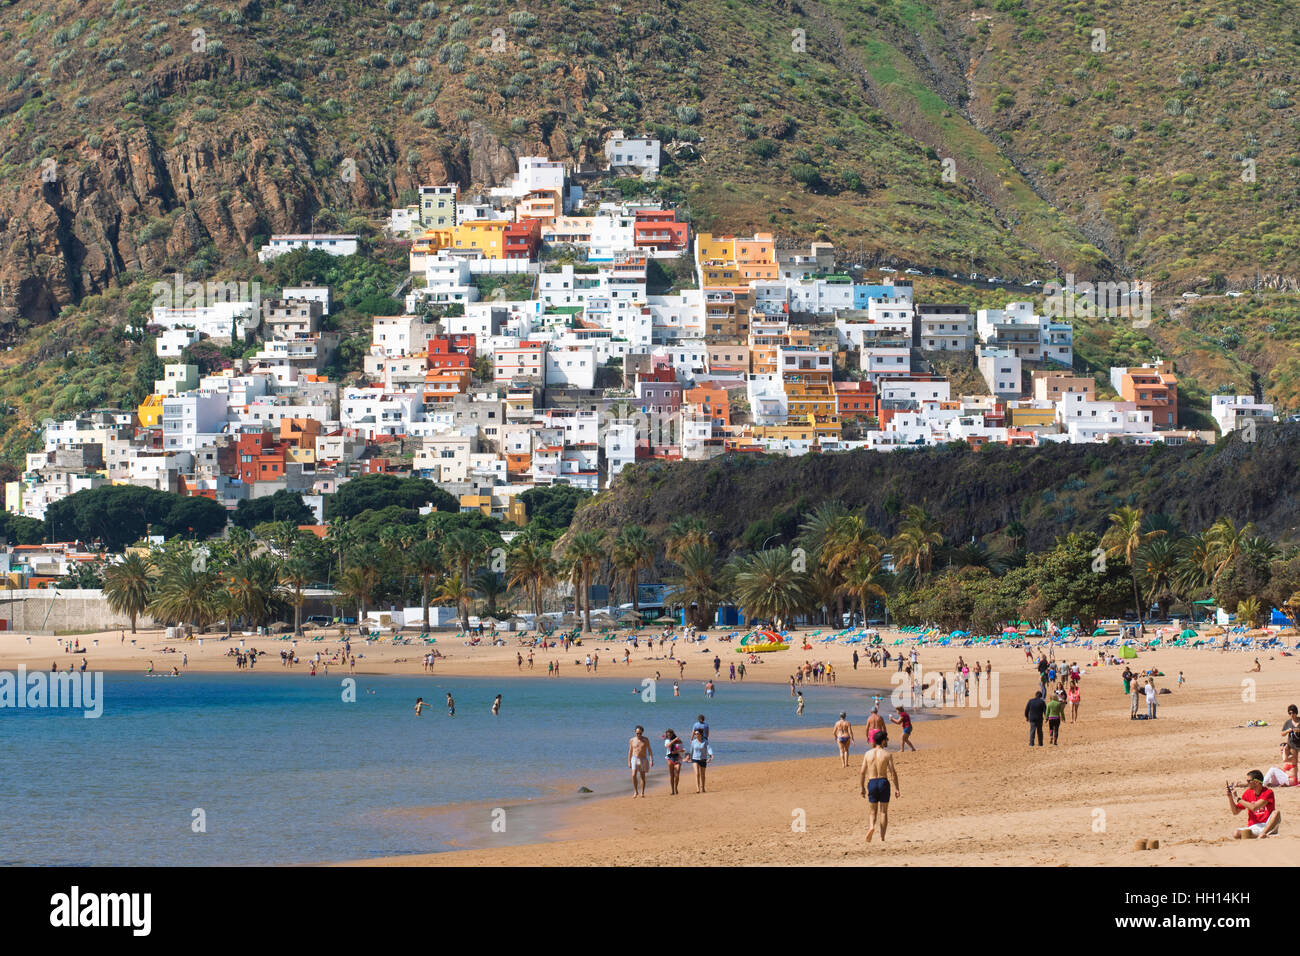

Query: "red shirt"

xmin=1239 ymin=787 xmax=1275 ymax=826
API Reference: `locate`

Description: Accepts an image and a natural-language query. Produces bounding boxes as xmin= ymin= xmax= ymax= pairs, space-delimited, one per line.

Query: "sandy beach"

xmin=5 ymin=623 xmax=1297 ymax=866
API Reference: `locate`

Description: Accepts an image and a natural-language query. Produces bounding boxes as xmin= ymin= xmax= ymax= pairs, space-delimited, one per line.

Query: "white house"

xmin=257 ymin=234 xmax=359 ymax=263
xmin=604 ymin=134 xmax=661 ymax=173
xmin=1211 ymin=395 xmax=1274 ymax=435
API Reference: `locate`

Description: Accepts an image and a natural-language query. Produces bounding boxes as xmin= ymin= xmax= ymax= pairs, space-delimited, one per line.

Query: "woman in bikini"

xmin=663 ymin=729 xmax=684 ymax=795
xmin=1068 ymin=681 xmax=1081 ymax=723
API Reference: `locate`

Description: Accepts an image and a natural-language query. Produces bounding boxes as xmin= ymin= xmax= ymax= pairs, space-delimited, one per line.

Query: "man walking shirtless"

xmin=859 ymin=730 xmax=901 ymax=842
xmin=628 ymin=725 xmax=654 ymax=797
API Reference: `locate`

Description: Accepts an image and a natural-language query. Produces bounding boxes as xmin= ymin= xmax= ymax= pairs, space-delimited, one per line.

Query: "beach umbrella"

xmin=1179 ymin=628 xmax=1197 ymax=639
xmin=1092 ymin=628 xmax=1108 ymax=636
xmin=1002 ymin=626 xmax=1018 ymax=634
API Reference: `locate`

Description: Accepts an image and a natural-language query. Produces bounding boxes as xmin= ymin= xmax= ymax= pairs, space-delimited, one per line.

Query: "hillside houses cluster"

xmin=4 ymin=139 xmax=1272 ymax=527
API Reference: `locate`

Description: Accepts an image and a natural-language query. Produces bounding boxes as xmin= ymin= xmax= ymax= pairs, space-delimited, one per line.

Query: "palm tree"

xmin=610 ymin=525 xmax=656 ymax=613
xmin=1236 ymin=596 xmax=1264 ymax=629
xmin=326 ymin=518 xmax=355 ymax=579
xmin=564 ymin=531 xmax=605 ymax=632
xmin=1135 ymin=536 xmax=1179 ymax=620
xmin=148 ymin=562 xmax=219 ymax=632
xmin=666 ymin=539 xmax=723 ymax=630
xmin=279 ymin=557 xmax=313 ymax=636
xmin=229 ymin=555 xmax=282 ymax=629
xmin=1173 ymin=531 xmax=1215 ymax=594
xmin=101 ymin=552 xmax=155 ymax=633
xmin=338 ymin=563 xmax=380 ymax=621
xmin=1206 ymin=517 xmax=1255 ymax=587
xmin=842 ymin=552 xmax=889 ymax=626
xmin=435 ymin=575 xmax=475 ymax=630
xmin=472 ymin=568 xmax=506 ymax=619
xmin=1101 ymin=506 xmax=1164 ymax=628
xmin=1004 ymin=520 xmax=1027 ymax=553
xmin=407 ymin=539 xmax=444 ymax=630
xmin=730 ymin=547 xmax=808 ymax=625
xmin=665 ymin=517 xmax=710 ymax=563
xmin=443 ymin=529 xmax=485 ymax=586
xmin=507 ymin=536 xmax=556 ymax=620
xmin=226 ymin=525 xmax=255 ymax=563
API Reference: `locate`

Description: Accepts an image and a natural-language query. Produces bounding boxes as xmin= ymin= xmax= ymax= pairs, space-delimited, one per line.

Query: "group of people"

xmin=629 ymin=714 xmax=713 ymax=796
xmin=1225 ymin=702 xmax=1299 ymax=840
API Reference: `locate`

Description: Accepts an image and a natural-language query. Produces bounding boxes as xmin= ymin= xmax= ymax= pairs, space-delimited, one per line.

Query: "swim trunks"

xmin=867 ymin=777 xmax=890 ymax=803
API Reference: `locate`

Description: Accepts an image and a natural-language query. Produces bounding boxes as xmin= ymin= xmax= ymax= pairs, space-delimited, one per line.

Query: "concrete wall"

xmin=0 ymin=590 xmax=153 ymax=635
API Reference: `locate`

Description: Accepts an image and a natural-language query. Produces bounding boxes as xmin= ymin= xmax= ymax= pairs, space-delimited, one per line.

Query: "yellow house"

xmin=451 ymin=220 xmax=510 ymax=259
xmin=1009 ymin=406 xmax=1057 ymax=429
xmin=752 ymin=415 xmax=840 ymax=443
xmin=409 ymin=229 xmax=454 ymax=271
xmin=695 ymin=232 xmax=778 ymax=290
xmin=137 ymin=393 xmax=164 ymax=427
xmin=459 ymin=491 xmax=528 ymax=526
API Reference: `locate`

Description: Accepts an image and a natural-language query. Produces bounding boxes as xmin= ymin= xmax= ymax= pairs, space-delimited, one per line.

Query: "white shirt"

xmin=1144 ymin=684 xmax=1156 ymax=701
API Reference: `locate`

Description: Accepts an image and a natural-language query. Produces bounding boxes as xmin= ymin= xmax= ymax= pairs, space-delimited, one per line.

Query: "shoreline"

xmin=6 ymin=624 xmax=1299 ymax=866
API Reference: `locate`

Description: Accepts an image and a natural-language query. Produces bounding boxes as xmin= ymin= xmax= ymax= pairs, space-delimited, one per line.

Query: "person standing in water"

xmin=491 ymin=694 xmax=502 ymax=716
xmin=414 ymin=697 xmax=426 ymax=716
xmin=833 ymin=712 xmax=855 ymax=767
xmin=446 ymin=693 xmax=455 ymax=717
xmin=796 ymin=690 xmax=805 ymax=716
xmin=628 ymin=726 xmax=653 ymax=798
xmin=859 ymin=730 xmax=901 ymax=842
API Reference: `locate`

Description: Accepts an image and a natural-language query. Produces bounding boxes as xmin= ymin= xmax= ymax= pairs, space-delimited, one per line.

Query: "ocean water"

xmin=0 ymin=670 xmax=895 ymax=866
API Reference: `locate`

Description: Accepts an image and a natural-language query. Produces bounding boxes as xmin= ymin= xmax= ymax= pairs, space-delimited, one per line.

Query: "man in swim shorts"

xmin=628 ymin=725 xmax=653 ymax=797
xmin=833 ymin=712 xmax=855 ymax=767
xmin=859 ymin=730 xmax=900 ymax=842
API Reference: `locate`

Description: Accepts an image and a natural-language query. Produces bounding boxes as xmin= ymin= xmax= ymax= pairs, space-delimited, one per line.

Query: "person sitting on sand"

xmin=859 ymin=730 xmax=900 ymax=843
xmin=1227 ymin=771 xmax=1282 ymax=839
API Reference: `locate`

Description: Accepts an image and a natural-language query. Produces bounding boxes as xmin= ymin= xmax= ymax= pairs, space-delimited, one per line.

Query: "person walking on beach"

xmin=446 ymin=693 xmax=455 ymax=717
xmin=1045 ymin=692 xmax=1064 ymax=745
xmin=1026 ymin=691 xmax=1046 ymax=746
xmin=1068 ymin=682 xmax=1081 ymax=723
xmin=738 ymin=662 xmax=746 ymax=680
xmin=491 ymin=694 xmax=502 ymax=716
xmin=890 ymin=706 xmax=914 ymax=751
xmin=866 ymin=706 xmax=886 ymax=745
xmin=853 ymin=649 xmax=859 ymax=670
xmin=628 ymin=726 xmax=653 ymax=798
xmin=833 ymin=712 xmax=855 ymax=767
xmin=689 ymin=728 xmax=713 ymax=793
xmin=860 ymin=730 xmax=900 ymax=842
xmin=663 ymin=729 xmax=685 ymax=795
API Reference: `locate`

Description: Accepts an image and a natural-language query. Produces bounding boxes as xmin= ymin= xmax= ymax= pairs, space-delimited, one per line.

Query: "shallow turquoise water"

xmin=0 ymin=671 xmax=890 ymax=865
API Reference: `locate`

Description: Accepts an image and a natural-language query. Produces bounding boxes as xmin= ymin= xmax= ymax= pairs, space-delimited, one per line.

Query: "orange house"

xmin=685 ymin=384 xmax=732 ymax=428
xmin=1116 ymin=361 xmax=1178 ymax=427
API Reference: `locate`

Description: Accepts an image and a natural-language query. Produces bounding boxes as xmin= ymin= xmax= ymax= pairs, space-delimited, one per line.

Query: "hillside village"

xmin=4 ymin=137 xmax=1279 ymax=544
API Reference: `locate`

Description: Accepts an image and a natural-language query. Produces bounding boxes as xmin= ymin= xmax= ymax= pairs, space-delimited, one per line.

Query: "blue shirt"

xmin=692 ymin=720 xmax=709 ymax=740
xmin=690 ymin=738 xmax=711 ymax=761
